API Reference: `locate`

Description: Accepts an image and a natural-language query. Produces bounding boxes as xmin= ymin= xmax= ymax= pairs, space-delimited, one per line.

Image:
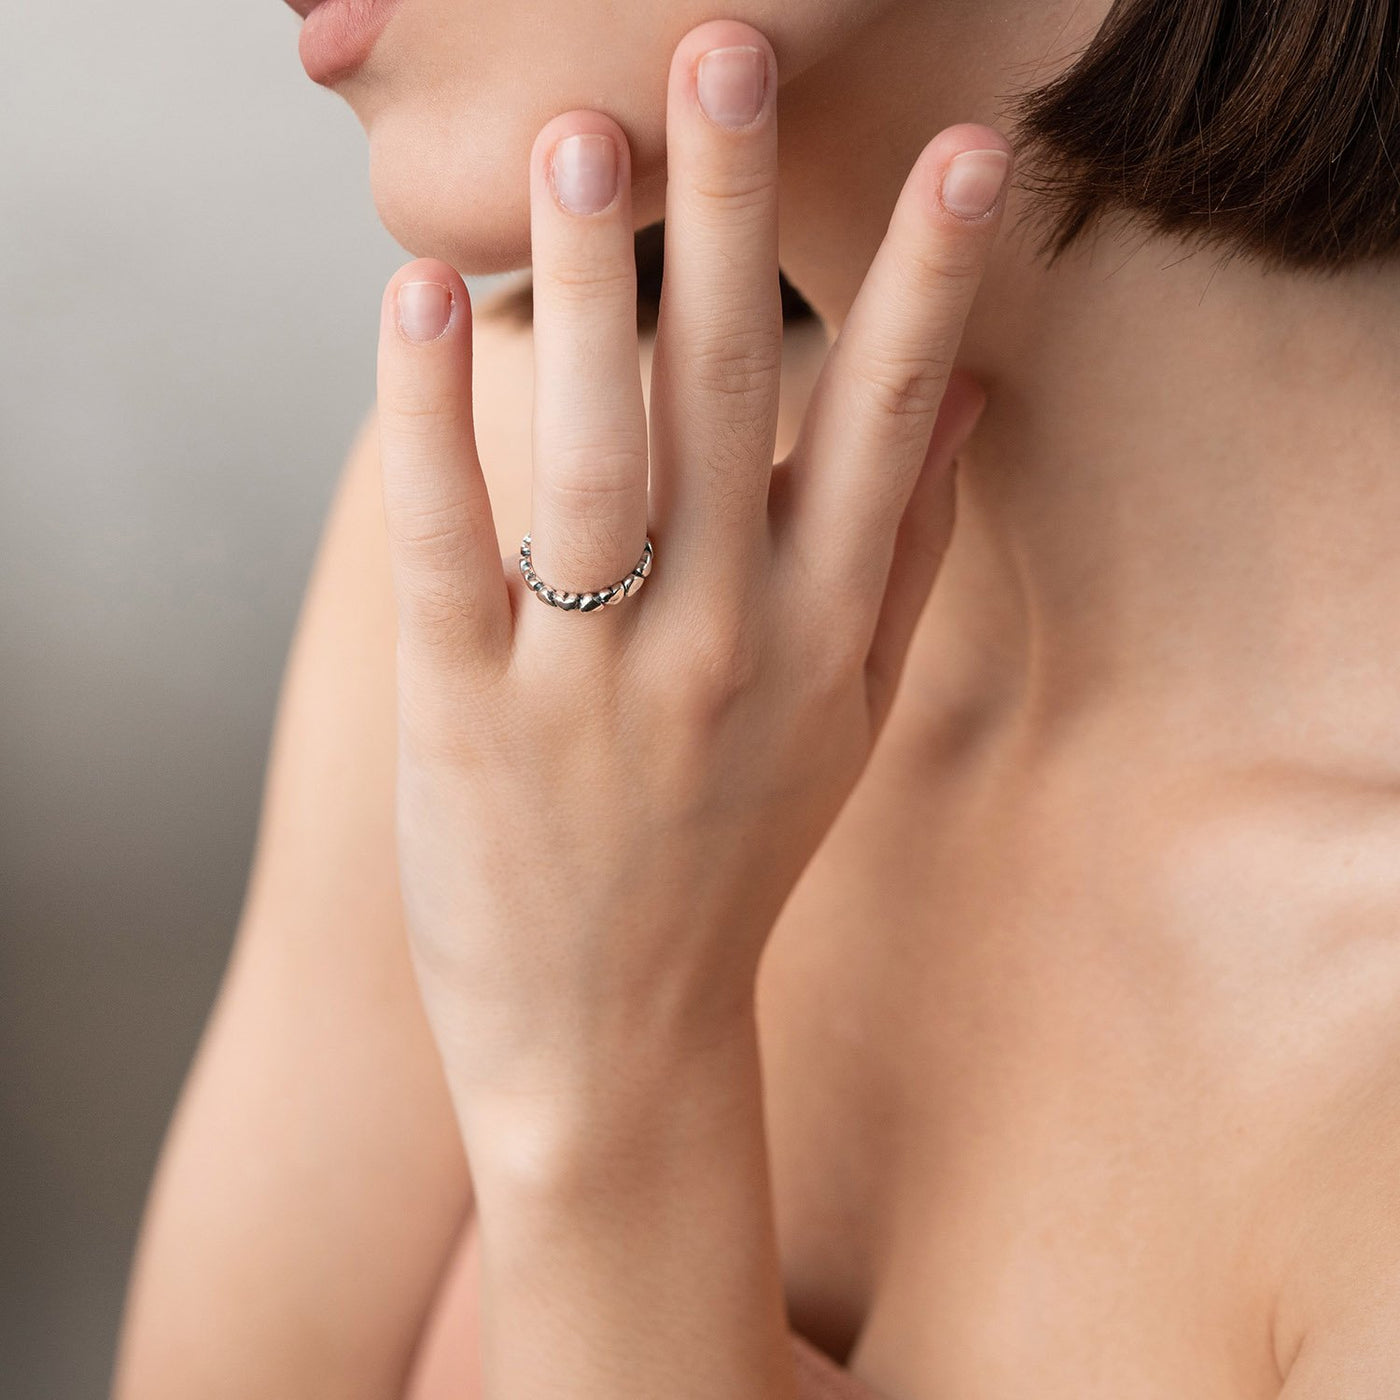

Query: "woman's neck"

xmin=776 ymin=0 xmax=1400 ymax=778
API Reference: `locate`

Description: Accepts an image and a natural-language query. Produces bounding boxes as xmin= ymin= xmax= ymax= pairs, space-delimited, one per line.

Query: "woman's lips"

xmin=290 ymin=0 xmax=404 ymax=86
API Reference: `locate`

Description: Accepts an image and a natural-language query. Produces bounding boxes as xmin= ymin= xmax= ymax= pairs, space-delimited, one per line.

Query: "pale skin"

xmin=112 ymin=1 xmax=1400 ymax=1398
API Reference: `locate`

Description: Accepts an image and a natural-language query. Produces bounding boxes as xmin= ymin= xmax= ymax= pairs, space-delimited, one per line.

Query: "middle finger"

xmin=647 ymin=20 xmax=783 ymax=593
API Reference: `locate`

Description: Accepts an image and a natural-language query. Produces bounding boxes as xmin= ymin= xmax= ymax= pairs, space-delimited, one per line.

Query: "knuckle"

xmin=386 ymin=497 xmax=473 ymax=566
xmin=397 ymin=569 xmax=492 ymax=658
xmin=537 ymin=447 xmax=647 ymax=509
xmin=538 ymin=257 xmax=635 ymax=307
xmin=658 ymin=617 xmax=765 ymax=725
xmin=686 ymin=167 xmax=775 ymax=222
xmin=902 ymin=237 xmax=984 ymax=295
xmin=388 ymin=385 xmax=470 ymax=432
xmin=401 ymin=585 xmax=476 ymax=647
xmin=847 ymin=351 xmax=950 ymax=423
xmin=687 ymin=322 xmax=782 ymax=405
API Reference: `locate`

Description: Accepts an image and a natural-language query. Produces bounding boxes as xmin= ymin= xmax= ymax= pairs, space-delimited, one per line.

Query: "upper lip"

xmin=284 ymin=0 xmax=322 ymax=16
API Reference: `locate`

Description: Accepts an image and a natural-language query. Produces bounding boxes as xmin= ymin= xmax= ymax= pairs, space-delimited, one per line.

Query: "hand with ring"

xmin=375 ymin=19 xmax=1010 ymax=1136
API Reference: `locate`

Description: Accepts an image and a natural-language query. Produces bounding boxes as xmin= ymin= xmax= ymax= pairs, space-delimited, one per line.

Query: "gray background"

xmin=1 ymin=7 xmax=499 ymax=1396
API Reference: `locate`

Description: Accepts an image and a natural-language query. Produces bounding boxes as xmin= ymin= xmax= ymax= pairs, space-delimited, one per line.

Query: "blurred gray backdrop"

xmin=0 ymin=7 xmax=500 ymax=1396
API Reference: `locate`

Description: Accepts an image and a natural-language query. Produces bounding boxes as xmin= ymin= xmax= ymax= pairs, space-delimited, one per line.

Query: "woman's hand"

xmin=375 ymin=19 xmax=1009 ymax=1396
xmin=376 ymin=22 xmax=1010 ymax=1131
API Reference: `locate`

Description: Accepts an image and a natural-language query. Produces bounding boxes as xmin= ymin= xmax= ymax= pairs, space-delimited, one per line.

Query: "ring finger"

xmin=526 ymin=113 xmax=650 ymax=618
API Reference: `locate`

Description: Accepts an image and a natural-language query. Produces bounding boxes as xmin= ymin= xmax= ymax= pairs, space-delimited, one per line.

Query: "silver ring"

xmin=519 ymin=532 xmax=653 ymax=612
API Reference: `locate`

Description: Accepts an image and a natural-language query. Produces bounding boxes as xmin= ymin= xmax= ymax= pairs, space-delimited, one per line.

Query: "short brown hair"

xmin=1009 ymin=0 xmax=1400 ymax=273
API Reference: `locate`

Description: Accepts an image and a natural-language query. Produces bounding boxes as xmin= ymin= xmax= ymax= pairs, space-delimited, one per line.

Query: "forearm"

xmin=451 ymin=1008 xmax=798 ymax=1400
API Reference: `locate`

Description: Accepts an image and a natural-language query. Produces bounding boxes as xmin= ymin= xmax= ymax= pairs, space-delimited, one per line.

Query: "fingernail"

xmin=551 ymin=133 xmax=619 ymax=215
xmin=697 ymin=45 xmax=767 ymax=129
xmin=397 ymin=280 xmax=453 ymax=343
xmin=940 ymin=148 xmax=1011 ymax=220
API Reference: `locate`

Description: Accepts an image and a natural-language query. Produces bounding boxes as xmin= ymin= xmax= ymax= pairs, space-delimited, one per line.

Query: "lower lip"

xmin=298 ymin=0 xmax=404 ymax=86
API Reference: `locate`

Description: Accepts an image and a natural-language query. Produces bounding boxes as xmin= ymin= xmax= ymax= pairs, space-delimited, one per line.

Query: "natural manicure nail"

xmin=551 ymin=133 xmax=619 ymax=214
xmin=697 ymin=45 xmax=767 ymax=128
xmin=940 ymin=148 xmax=1011 ymax=220
xmin=397 ymin=281 xmax=453 ymax=343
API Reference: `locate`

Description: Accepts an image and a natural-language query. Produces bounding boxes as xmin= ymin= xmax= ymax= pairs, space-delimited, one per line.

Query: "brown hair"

xmin=486 ymin=0 xmax=1400 ymax=329
xmin=1012 ymin=0 xmax=1400 ymax=273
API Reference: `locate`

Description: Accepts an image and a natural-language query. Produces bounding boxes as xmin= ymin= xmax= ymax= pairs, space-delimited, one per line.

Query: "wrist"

xmin=454 ymin=1004 xmax=766 ymax=1208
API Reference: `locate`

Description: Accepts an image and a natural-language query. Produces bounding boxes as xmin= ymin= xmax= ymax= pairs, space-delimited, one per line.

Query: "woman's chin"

xmin=360 ymin=103 xmax=668 ymax=273
xmin=367 ymin=129 xmax=533 ymax=275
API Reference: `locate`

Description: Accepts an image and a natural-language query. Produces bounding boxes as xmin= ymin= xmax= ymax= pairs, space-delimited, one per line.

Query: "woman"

xmin=112 ymin=0 xmax=1400 ymax=1396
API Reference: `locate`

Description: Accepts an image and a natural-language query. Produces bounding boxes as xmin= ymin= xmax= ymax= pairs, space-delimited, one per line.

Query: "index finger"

xmin=781 ymin=124 xmax=1011 ymax=593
